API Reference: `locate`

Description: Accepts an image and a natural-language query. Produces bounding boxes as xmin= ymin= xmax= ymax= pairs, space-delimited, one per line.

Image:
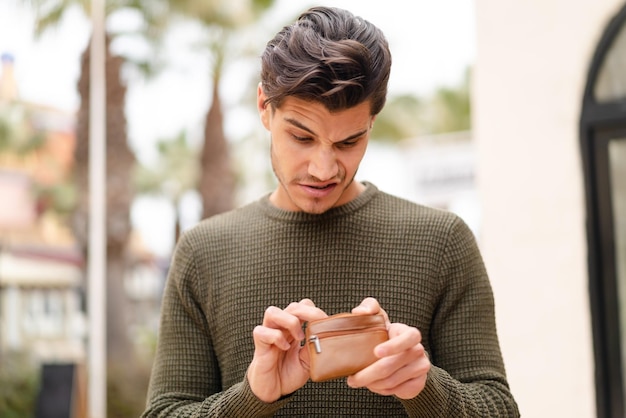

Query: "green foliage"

xmin=0 ymin=102 xmax=77 ymax=217
xmin=253 ymin=0 xmax=275 ymax=11
xmin=107 ymin=360 xmax=152 ymax=418
xmin=0 ymin=351 xmax=40 ymax=418
xmin=133 ymin=131 xmax=200 ymax=201
xmin=107 ymin=327 xmax=157 ymax=417
xmin=25 ymin=0 xmax=172 ymax=79
xmin=33 ymin=181 xmax=78 ymax=216
xmin=167 ymin=0 xmax=276 ymax=28
xmin=0 ymin=349 xmax=156 ymax=418
xmin=371 ymin=67 xmax=472 ymax=142
xmin=429 ymin=69 xmax=471 ymax=134
xmin=0 ymin=116 xmax=12 ymax=150
xmin=371 ymin=94 xmax=424 ymax=142
xmin=0 ymin=104 xmax=46 ymax=156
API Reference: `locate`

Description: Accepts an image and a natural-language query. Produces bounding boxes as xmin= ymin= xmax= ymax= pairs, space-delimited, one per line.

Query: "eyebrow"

xmin=284 ymin=117 xmax=369 ymax=143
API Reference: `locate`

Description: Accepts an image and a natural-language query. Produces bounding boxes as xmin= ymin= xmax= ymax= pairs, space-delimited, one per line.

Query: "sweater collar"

xmin=258 ymin=181 xmax=378 ymax=222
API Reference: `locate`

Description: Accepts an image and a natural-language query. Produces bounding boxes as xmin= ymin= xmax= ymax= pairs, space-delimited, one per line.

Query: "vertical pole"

xmin=88 ymin=0 xmax=106 ymax=417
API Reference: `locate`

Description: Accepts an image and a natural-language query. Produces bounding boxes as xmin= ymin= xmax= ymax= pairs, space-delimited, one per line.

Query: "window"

xmin=581 ymin=4 xmax=626 ymax=418
xmin=609 ymin=139 xmax=626 ymax=404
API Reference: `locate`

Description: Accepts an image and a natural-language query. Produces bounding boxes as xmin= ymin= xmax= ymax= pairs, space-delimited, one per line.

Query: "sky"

xmin=0 ymin=0 xmax=476 ymax=256
xmin=0 ymin=0 xmax=476 ymax=133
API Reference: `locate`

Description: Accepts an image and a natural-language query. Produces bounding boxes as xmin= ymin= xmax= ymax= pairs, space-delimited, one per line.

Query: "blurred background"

xmin=0 ymin=0 xmax=625 ymax=417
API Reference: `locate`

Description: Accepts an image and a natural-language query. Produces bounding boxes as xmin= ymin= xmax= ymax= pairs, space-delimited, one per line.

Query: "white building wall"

xmin=473 ymin=1 xmax=624 ymax=416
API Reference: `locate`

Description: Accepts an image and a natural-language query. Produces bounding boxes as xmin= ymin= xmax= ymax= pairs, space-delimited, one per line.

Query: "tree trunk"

xmin=199 ymin=78 xmax=235 ymax=219
xmin=74 ymin=34 xmax=135 ymax=364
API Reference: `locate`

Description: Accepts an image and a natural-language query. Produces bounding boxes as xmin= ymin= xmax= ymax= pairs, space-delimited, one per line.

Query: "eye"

xmin=291 ymin=134 xmax=312 ymax=142
xmin=336 ymin=138 xmax=360 ymax=149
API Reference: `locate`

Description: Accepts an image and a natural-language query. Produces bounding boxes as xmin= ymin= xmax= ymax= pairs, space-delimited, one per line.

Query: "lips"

xmin=301 ymin=182 xmax=337 ymax=197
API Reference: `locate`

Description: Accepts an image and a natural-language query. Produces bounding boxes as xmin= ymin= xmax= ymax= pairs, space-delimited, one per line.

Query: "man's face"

xmin=258 ymin=85 xmax=374 ymax=214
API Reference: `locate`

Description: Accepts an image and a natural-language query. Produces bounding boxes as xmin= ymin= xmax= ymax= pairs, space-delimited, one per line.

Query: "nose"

xmin=308 ymin=146 xmax=338 ymax=181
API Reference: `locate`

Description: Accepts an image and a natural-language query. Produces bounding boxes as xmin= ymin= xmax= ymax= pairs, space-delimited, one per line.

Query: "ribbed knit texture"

xmin=142 ymin=183 xmax=519 ymax=417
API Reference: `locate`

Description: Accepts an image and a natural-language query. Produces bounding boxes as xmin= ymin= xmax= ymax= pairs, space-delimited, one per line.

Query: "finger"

xmin=370 ymin=352 xmax=430 ymax=399
xmin=283 ymin=301 xmax=328 ymax=322
xmin=351 ymin=297 xmax=382 ymax=315
xmin=351 ymin=342 xmax=424 ymax=385
xmin=370 ymin=373 xmax=428 ymax=399
xmin=298 ymin=343 xmax=311 ymax=370
xmin=262 ymin=306 xmax=306 ymax=341
xmin=299 ymin=298 xmax=316 ymax=307
xmin=375 ymin=324 xmax=422 ymax=357
xmin=252 ymin=325 xmax=291 ymax=351
xmin=348 ymin=348 xmax=430 ymax=393
xmin=347 ymin=324 xmax=425 ymax=386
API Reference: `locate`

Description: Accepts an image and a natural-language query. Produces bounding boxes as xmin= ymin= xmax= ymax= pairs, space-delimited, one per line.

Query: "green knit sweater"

xmin=142 ymin=183 xmax=519 ymax=417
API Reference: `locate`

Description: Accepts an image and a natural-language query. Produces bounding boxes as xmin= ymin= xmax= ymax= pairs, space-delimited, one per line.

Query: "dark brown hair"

xmin=260 ymin=6 xmax=392 ymax=115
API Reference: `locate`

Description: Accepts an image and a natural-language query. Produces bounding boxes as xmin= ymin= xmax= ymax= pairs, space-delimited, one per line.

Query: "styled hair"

xmin=260 ymin=6 xmax=392 ymax=115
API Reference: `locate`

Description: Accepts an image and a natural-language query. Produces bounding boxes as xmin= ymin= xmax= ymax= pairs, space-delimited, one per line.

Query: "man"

xmin=142 ymin=6 xmax=519 ymax=417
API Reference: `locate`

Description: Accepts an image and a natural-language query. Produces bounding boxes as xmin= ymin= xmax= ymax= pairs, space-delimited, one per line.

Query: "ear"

xmin=257 ymin=83 xmax=271 ymax=130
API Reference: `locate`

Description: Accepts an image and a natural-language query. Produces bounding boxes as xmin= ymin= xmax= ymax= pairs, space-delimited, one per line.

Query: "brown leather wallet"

xmin=304 ymin=312 xmax=389 ymax=382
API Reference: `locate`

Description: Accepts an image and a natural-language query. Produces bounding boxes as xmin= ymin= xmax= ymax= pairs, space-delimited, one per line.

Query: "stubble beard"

xmin=270 ymin=145 xmax=355 ymax=214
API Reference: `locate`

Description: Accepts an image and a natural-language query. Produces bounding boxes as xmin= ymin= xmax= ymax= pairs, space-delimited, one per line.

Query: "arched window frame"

xmin=581 ymin=4 xmax=626 ymax=418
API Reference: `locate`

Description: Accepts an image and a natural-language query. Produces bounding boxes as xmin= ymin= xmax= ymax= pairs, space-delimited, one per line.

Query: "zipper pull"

xmin=309 ymin=335 xmax=321 ymax=354
xmin=300 ymin=322 xmax=307 ymax=347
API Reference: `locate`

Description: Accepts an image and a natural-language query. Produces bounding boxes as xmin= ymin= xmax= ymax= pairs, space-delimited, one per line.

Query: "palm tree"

xmin=166 ymin=0 xmax=276 ymax=220
xmin=200 ymin=43 xmax=234 ymax=219
xmin=24 ymin=0 xmax=170 ymax=363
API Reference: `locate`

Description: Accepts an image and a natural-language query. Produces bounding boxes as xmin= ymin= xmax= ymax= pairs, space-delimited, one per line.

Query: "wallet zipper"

xmin=308 ymin=327 xmax=385 ymax=354
xmin=309 ymin=335 xmax=322 ymax=353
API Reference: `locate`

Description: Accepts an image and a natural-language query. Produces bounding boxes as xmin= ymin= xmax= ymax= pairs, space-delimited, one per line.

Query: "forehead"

xmin=272 ymin=97 xmax=373 ymax=143
xmin=273 ymin=96 xmax=372 ymax=120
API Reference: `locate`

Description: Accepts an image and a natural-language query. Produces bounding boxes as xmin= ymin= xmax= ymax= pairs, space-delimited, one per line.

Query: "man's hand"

xmin=248 ymin=299 xmax=327 ymax=403
xmin=347 ymin=297 xmax=431 ymax=399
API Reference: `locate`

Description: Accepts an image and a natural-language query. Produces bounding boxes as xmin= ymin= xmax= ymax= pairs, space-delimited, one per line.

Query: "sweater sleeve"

xmin=399 ymin=216 xmax=519 ymax=417
xmin=141 ymin=232 xmax=290 ymax=417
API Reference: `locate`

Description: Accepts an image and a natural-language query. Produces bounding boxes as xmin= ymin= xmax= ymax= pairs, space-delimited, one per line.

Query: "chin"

xmin=302 ymin=205 xmax=332 ymax=215
xmin=302 ymin=197 xmax=341 ymax=214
